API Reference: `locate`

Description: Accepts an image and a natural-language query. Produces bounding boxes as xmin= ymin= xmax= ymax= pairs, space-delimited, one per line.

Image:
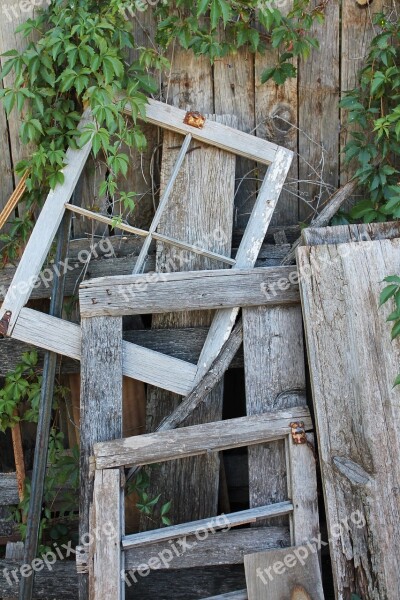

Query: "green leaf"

xmin=380 ymin=284 xmax=398 ymax=306
xmin=393 ymin=373 xmax=400 ymax=388
xmin=197 ymin=0 xmax=209 ymax=17
xmin=391 ymin=320 xmax=400 ymax=339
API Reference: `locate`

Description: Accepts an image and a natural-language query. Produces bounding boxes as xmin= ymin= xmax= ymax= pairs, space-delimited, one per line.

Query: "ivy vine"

xmin=0 ymin=0 xmax=324 ymax=262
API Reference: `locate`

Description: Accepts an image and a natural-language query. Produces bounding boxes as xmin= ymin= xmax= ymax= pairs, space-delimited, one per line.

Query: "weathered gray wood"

xmin=244 ymin=546 xmax=324 ymax=599
xmin=79 ymin=266 xmax=299 ymax=317
xmin=196 ymin=146 xmax=293 ymax=380
xmin=144 ymin=114 xmax=236 ymax=529
xmin=243 ymin=305 xmax=307 ymax=526
xmin=5 ymin=542 xmax=24 ymax=560
xmin=125 ymin=527 xmax=290 ymax=570
xmin=297 ymin=237 xmax=400 ymax=599
xmin=0 ymin=111 xmax=93 ymax=333
xmin=287 ymin=434 xmax=319 ymax=546
xmin=124 ymin=98 xmax=278 ymax=165
xmin=95 ymin=407 xmax=312 ymax=470
xmin=0 ymin=473 xmax=19 ymax=506
xmin=11 ymin=308 xmax=197 ymax=395
xmin=302 ymin=221 xmax=400 ymax=247
xmin=89 ymin=469 xmax=123 ymax=600
xmin=123 ymin=503 xmax=294 ymax=550
xmin=79 ymin=317 xmax=123 ymax=600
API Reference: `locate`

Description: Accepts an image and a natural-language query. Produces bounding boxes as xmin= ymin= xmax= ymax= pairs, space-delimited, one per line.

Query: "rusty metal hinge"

xmin=0 ymin=311 xmax=12 ymax=338
xmin=183 ymin=111 xmax=206 ymax=129
xmin=290 ymin=421 xmax=318 ymax=462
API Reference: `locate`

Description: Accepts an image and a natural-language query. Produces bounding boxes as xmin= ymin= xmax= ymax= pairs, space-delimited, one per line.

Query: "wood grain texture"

xmin=11 ymin=308 xmax=198 ymax=395
xmin=79 ymin=266 xmax=300 ymax=317
xmin=214 ymin=49 xmax=256 ymax=231
xmin=79 ymin=317 xmax=123 ymax=600
xmin=89 ymin=469 xmax=123 ymax=600
xmin=0 ymin=473 xmax=19 ymax=506
xmin=143 ymin=112 xmax=236 ymax=529
xmin=244 ymin=546 xmax=324 ymax=599
xmin=123 ymin=503 xmax=294 ymax=550
xmin=196 ymin=145 xmax=293 ymax=380
xmin=302 ymin=221 xmax=400 ymax=246
xmin=297 ymin=238 xmax=400 ymax=599
xmin=243 ymin=305 xmax=306 ymax=522
xmin=94 ymin=407 xmax=312 ymax=470
xmin=298 ymin=0 xmax=340 ymax=221
xmin=125 ymin=527 xmax=290 ymax=570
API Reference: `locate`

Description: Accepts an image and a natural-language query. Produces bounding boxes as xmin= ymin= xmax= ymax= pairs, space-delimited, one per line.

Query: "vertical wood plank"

xmin=79 ymin=316 xmax=123 ymax=600
xmin=298 ymin=238 xmax=400 ymax=599
xmin=298 ymin=0 xmax=340 ymax=221
xmin=255 ymin=13 xmax=299 ymax=226
xmin=214 ymin=49 xmax=256 ymax=231
xmin=143 ymin=113 xmax=236 ymax=529
xmin=89 ymin=469 xmax=123 ymax=600
xmin=0 ymin=102 xmax=14 ymax=233
xmin=243 ymin=305 xmax=306 ymax=524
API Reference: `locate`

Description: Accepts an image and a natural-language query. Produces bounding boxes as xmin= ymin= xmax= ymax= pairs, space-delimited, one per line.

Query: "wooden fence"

xmin=0 ymin=0 xmax=382 ymax=235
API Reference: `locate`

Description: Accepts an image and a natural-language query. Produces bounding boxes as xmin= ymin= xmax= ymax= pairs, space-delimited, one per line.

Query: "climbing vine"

xmin=340 ymin=12 xmax=400 ymax=223
xmin=0 ymin=0 xmax=324 ymax=262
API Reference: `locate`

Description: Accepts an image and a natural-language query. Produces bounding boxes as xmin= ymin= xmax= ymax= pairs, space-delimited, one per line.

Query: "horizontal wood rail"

xmin=94 ymin=407 xmax=312 ymax=469
xmin=122 ymin=502 xmax=294 ymax=550
xmin=79 ymin=266 xmax=300 ymax=318
xmin=65 ymin=204 xmax=235 ymax=266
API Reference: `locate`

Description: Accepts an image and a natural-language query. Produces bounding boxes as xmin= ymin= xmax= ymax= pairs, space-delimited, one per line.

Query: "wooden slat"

xmin=201 ymin=593 xmax=247 ymax=600
xmin=89 ymin=469 xmax=123 ymax=600
xmin=79 ymin=317 xmax=123 ymax=600
xmin=297 ymin=238 xmax=400 ymax=598
xmin=302 ymin=221 xmax=400 ymax=246
xmin=0 ymin=111 xmax=93 ymax=333
xmin=195 ymin=146 xmax=293 ymax=380
xmin=244 ymin=546 xmax=324 ymax=599
xmin=79 ymin=266 xmax=299 ymax=317
xmin=287 ymin=434 xmax=319 ymax=546
xmin=125 ymin=527 xmax=290 ymax=570
xmin=123 ymin=98 xmax=279 ymax=165
xmin=122 ymin=503 xmax=294 ymax=550
xmin=94 ymin=407 xmax=312 ymax=469
xmin=11 ymin=308 xmax=197 ymax=396
xmin=243 ymin=305 xmax=307 ymax=525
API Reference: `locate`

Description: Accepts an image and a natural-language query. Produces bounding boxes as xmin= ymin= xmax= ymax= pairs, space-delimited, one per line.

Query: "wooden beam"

xmin=89 ymin=469 xmax=123 ymax=600
xmin=125 ymin=527 xmax=290 ymax=570
xmin=0 ymin=111 xmax=93 ymax=333
xmin=122 ymin=503 xmax=294 ymax=550
xmin=94 ymin=407 xmax=312 ymax=470
xmin=11 ymin=308 xmax=197 ymax=396
xmin=123 ymin=98 xmax=280 ymax=165
xmin=297 ymin=237 xmax=400 ymax=598
xmin=79 ymin=266 xmax=299 ymax=318
xmin=79 ymin=317 xmax=123 ymax=600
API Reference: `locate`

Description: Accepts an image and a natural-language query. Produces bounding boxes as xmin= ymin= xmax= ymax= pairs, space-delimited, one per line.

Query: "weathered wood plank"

xmin=144 ymin=112 xmax=236 ymax=529
xmin=287 ymin=434 xmax=319 ymax=546
xmin=79 ymin=317 xmax=123 ymax=600
xmin=89 ymin=469 xmax=123 ymax=600
xmin=298 ymin=0 xmax=340 ymax=221
xmin=201 ymin=592 xmax=247 ymax=600
xmin=123 ymin=503 xmax=294 ymax=550
xmin=302 ymin=221 xmax=400 ymax=246
xmin=0 ymin=111 xmax=93 ymax=332
xmin=79 ymin=266 xmax=299 ymax=317
xmin=297 ymin=238 xmax=400 ymax=599
xmin=123 ymin=99 xmax=278 ymax=165
xmin=125 ymin=527 xmax=290 ymax=570
xmin=196 ymin=146 xmax=293 ymax=380
xmin=244 ymin=546 xmax=324 ymax=599
xmin=11 ymin=308 xmax=197 ymax=395
xmin=94 ymin=407 xmax=312 ymax=470
xmin=243 ymin=305 xmax=306 ymax=525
